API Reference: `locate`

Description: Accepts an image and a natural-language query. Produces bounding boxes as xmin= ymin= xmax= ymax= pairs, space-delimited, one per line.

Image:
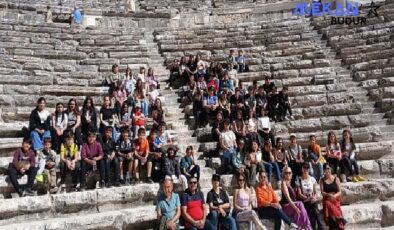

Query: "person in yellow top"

xmin=59 ymin=132 xmax=80 ymax=190
xmin=256 ymin=172 xmax=298 ymax=230
xmin=308 ymin=135 xmax=325 ymax=181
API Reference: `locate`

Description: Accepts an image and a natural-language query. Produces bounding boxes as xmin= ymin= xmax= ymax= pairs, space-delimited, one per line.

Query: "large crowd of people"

xmin=6 ymin=50 xmax=367 ymax=230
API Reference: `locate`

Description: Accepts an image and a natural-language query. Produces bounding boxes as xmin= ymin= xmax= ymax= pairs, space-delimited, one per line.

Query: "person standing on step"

xmin=256 ymin=172 xmax=299 ymax=230
xmin=156 ymin=178 xmax=181 ymax=230
xmin=219 ymin=119 xmax=237 ymax=174
xmin=206 ymin=174 xmax=237 ymax=230
xmin=66 ymin=98 xmax=83 ymax=148
xmin=81 ymin=96 xmax=98 ymax=139
xmin=286 ymin=134 xmax=304 ymax=178
xmin=80 ymin=131 xmax=105 ymax=190
xmin=51 ymin=102 xmax=68 ymax=152
xmin=100 ymin=96 xmax=117 ymax=141
xmin=59 ymin=132 xmax=80 ymax=191
xmin=320 ymin=164 xmax=346 ymax=230
xmin=45 ymin=6 xmax=52 ymax=23
xmin=181 ymin=176 xmax=215 ymax=230
xmin=278 ymin=87 xmax=294 ymax=121
xmin=29 ymin=97 xmax=51 ymax=152
xmin=7 ymin=137 xmax=37 ymax=197
xmin=71 ymin=7 xmax=82 ymax=25
xmin=340 ymin=130 xmax=366 ymax=182
xmin=113 ymin=81 xmax=127 ymax=117
xmin=261 ymin=140 xmax=281 ymax=187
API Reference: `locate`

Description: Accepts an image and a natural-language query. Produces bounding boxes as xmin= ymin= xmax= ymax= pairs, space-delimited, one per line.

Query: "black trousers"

xmin=257 ymin=206 xmax=292 ymax=230
xmin=103 ymin=157 xmax=120 ymax=183
xmin=80 ymin=159 xmax=105 ymax=186
xmin=340 ymin=157 xmax=359 ymax=176
xmin=60 ymin=161 xmax=80 ymax=185
xmin=304 ymin=201 xmax=324 ymax=230
xmin=8 ymin=164 xmax=38 ymax=191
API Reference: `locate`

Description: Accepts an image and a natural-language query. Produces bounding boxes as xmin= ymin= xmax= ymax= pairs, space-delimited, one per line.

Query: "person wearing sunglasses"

xmin=232 ymin=173 xmax=266 ymax=230
xmin=296 ymin=163 xmax=323 ymax=230
xmin=206 ymin=174 xmax=237 ymax=230
xmin=181 ymin=176 xmax=215 ymax=230
xmin=281 ymin=166 xmax=312 ymax=229
xmin=256 ymin=172 xmax=298 ymax=230
xmin=320 ymin=163 xmax=346 ymax=230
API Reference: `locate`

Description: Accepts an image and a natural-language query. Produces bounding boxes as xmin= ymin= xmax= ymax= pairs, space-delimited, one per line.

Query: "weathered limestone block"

xmin=0 ymin=75 xmax=54 ymax=85
xmin=97 ymin=184 xmax=159 ymax=211
xmin=52 ymin=191 xmax=97 ymax=214
xmin=341 ymin=179 xmax=394 ymax=205
xmin=289 ymin=85 xmax=326 ymax=96
xmin=380 ymin=98 xmax=394 ymax=112
xmin=287 ymin=118 xmax=322 ymax=133
xmin=382 ymin=201 xmax=394 ymax=227
xmin=369 ymin=87 xmax=394 ymax=100
xmin=299 ymin=67 xmax=333 ymax=77
xmin=272 ymin=69 xmax=299 ymax=79
xmin=0 ymin=95 xmax=15 ymax=106
xmin=356 ymin=141 xmax=393 ymax=160
xmin=321 ymin=103 xmax=362 ymax=116
xmin=378 ymin=159 xmax=394 ymax=177
xmin=320 ymin=116 xmax=350 ymax=130
xmin=358 ymin=160 xmax=380 ymax=177
xmin=195 ymin=128 xmax=212 ymax=143
xmin=4 ymin=84 xmax=41 ymax=95
xmin=293 ymin=94 xmax=327 ymax=107
xmin=312 ymin=74 xmax=335 ymax=85
xmin=0 ymin=195 xmax=52 ymax=221
xmin=342 ymin=202 xmax=382 ymax=226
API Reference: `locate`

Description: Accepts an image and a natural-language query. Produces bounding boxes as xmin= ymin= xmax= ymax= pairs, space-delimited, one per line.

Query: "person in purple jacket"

xmin=7 ymin=137 xmax=38 ymax=197
xmin=80 ymin=131 xmax=105 ymax=190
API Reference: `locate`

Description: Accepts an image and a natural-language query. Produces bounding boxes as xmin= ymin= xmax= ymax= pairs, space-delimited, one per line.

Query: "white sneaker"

xmin=290 ymin=223 xmax=298 ymax=230
xmin=290 ymin=115 xmax=295 ymax=120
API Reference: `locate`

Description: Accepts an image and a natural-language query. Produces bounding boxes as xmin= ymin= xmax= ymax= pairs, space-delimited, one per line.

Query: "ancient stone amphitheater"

xmin=0 ymin=0 xmax=393 ymax=229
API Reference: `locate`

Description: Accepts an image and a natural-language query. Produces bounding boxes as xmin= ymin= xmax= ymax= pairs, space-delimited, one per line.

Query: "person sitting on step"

xmin=163 ymin=147 xmax=187 ymax=190
xmin=7 ymin=137 xmax=37 ymax=197
xmin=59 ymin=132 xmax=80 ymax=192
xmin=29 ymin=97 xmax=51 ymax=152
xmin=133 ymin=128 xmax=152 ymax=183
xmin=116 ymin=128 xmax=134 ymax=185
xmin=101 ymin=126 xmax=120 ymax=187
xmin=156 ymin=178 xmax=181 ymax=230
xmin=206 ymin=174 xmax=237 ymax=230
xmin=340 ymin=130 xmax=366 ymax=182
xmin=180 ymin=146 xmax=201 ymax=189
xmin=80 ymin=131 xmax=105 ymax=190
xmin=36 ymin=138 xmax=58 ymax=193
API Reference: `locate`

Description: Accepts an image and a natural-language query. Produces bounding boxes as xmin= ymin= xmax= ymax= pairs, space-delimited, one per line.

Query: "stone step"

xmin=0 ymin=205 xmax=156 ymax=230
xmin=0 ymin=183 xmax=159 ymax=225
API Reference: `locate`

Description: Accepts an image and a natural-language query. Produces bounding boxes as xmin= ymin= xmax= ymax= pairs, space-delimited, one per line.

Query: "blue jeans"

xmin=30 ymin=130 xmax=51 ymax=151
xmin=221 ymin=147 xmax=235 ymax=173
xmin=262 ymin=162 xmax=281 ymax=183
xmin=208 ymin=210 xmax=237 ymax=230
xmin=186 ymin=219 xmax=216 ymax=230
xmin=140 ymin=100 xmax=149 ymax=116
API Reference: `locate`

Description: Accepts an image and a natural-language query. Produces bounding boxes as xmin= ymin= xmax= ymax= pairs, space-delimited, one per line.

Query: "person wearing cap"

xmin=164 ymin=147 xmax=187 ymax=190
xmin=7 ymin=137 xmax=37 ymax=197
xmin=219 ymin=119 xmax=237 ymax=174
xmin=156 ymin=178 xmax=181 ymax=230
xmin=256 ymin=172 xmax=299 ymax=230
xmin=181 ymin=176 xmax=215 ymax=230
xmin=80 ymin=131 xmax=105 ymax=190
xmin=206 ymin=174 xmax=237 ymax=230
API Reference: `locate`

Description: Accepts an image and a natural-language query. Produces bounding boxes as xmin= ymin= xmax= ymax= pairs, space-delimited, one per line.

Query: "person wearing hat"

xmin=203 ymin=86 xmax=219 ymax=121
xmin=181 ymin=176 xmax=215 ymax=230
xmin=206 ymin=174 xmax=237 ymax=230
xmin=164 ymin=146 xmax=187 ymax=190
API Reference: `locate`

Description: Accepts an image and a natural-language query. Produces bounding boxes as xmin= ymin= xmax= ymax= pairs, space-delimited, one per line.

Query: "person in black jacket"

xmin=163 ymin=147 xmax=187 ymax=190
xmin=278 ymin=87 xmax=294 ymax=121
xmin=29 ymin=97 xmax=51 ymax=151
xmin=81 ymin=97 xmax=98 ymax=138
